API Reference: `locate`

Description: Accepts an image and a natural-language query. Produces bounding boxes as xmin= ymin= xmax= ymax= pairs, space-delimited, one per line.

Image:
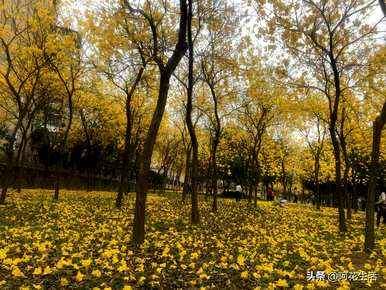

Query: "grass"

xmin=0 ymin=189 xmax=385 ymax=289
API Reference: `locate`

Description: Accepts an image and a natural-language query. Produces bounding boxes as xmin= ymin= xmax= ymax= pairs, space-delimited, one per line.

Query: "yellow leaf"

xmin=81 ymin=259 xmax=92 ymax=268
xmin=33 ymin=267 xmax=42 ymax=275
xmin=75 ymin=271 xmax=84 ymax=282
xmin=43 ymin=266 xmax=53 ymax=275
xmin=237 ymin=255 xmax=245 ymax=266
xmin=92 ymin=269 xmax=102 ymax=278
xmin=0 ymin=249 xmax=7 ymax=260
xmin=60 ymin=278 xmax=69 ymax=286
xmin=276 ymin=279 xmax=289 ymax=288
xmin=241 ymin=271 xmax=249 ymax=279
xmin=12 ymin=266 xmax=25 ymax=277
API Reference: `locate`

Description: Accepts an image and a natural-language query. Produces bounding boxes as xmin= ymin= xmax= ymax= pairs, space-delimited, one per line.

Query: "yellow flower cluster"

xmin=0 ymin=189 xmax=385 ymax=289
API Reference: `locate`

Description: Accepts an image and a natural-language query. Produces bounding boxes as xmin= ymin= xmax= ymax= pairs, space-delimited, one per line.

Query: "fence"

xmin=0 ymin=162 xmax=122 ymax=191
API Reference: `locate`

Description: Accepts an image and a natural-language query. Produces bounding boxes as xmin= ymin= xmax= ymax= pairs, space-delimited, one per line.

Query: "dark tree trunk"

xmin=0 ymin=157 xmax=13 ymax=204
xmin=248 ymin=183 xmax=253 ymax=203
xmin=365 ymin=101 xmax=386 ymax=252
xmin=344 ymin=168 xmax=351 ymax=220
xmin=53 ymin=86 xmax=74 ymax=201
xmin=116 ymin=67 xmax=144 ymax=208
xmin=328 ymin=47 xmax=347 ymax=233
xmin=330 ymin=132 xmax=347 ymax=232
xmin=211 ymin=141 xmax=219 ymax=212
xmin=315 ymin=156 xmax=321 ymax=210
xmin=353 ymin=175 xmax=358 ymax=213
xmin=379 ymin=0 xmax=386 ymax=16
xmin=254 ymin=166 xmax=261 ymax=207
xmin=133 ymin=74 xmax=175 ymax=243
xmin=339 ymin=108 xmax=351 ymax=220
xmin=208 ymin=83 xmax=221 ymax=213
xmin=182 ymin=146 xmax=191 ymax=202
xmin=0 ymin=120 xmax=24 ymax=204
xmin=133 ymin=74 xmax=170 ymax=244
xmin=132 ymin=0 xmax=188 ymax=243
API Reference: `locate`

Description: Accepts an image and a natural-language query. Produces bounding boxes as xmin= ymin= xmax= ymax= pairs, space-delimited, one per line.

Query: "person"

xmin=376 ymin=191 xmax=386 ymax=227
xmin=235 ymin=184 xmax=242 ymax=202
xmin=267 ymin=187 xmax=275 ymax=201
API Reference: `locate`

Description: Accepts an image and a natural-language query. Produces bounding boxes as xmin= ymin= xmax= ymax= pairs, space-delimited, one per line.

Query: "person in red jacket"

xmin=267 ymin=187 xmax=275 ymax=201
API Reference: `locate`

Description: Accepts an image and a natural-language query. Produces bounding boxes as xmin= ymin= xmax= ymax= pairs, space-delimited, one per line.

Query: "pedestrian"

xmin=376 ymin=191 xmax=386 ymax=227
xmin=267 ymin=187 xmax=275 ymax=201
xmin=235 ymin=184 xmax=242 ymax=202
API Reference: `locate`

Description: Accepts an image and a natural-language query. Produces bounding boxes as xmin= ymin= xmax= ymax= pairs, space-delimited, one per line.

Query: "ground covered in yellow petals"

xmin=0 ymin=190 xmax=385 ymax=290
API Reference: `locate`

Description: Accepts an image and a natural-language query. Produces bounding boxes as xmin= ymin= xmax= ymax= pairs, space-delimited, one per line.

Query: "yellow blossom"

xmin=12 ymin=267 xmax=25 ymax=277
xmin=276 ymin=279 xmax=289 ymax=288
xmin=60 ymin=278 xmax=69 ymax=286
xmin=33 ymin=267 xmax=42 ymax=275
xmin=81 ymin=259 xmax=92 ymax=268
xmin=241 ymin=271 xmax=249 ymax=279
xmin=0 ymin=249 xmax=7 ymax=260
xmin=237 ymin=254 xmax=245 ymax=266
xmin=92 ymin=269 xmax=102 ymax=277
xmin=75 ymin=271 xmax=84 ymax=282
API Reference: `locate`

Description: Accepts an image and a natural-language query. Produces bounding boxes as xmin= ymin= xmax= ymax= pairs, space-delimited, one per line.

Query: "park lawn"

xmin=0 ymin=190 xmax=385 ymax=290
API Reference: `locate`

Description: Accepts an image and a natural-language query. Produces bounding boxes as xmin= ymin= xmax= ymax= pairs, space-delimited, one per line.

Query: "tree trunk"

xmin=208 ymin=83 xmax=221 ymax=213
xmin=340 ymin=123 xmax=351 ymax=220
xmin=116 ymin=86 xmax=137 ymax=208
xmin=330 ymin=130 xmax=347 ymax=232
xmin=281 ymin=159 xmax=287 ymax=199
xmin=254 ymin=168 xmax=261 ymax=207
xmin=132 ymin=0 xmax=187 ymax=243
xmin=211 ymin=146 xmax=218 ymax=212
xmin=1 ymin=116 xmax=28 ymax=202
xmin=182 ymin=146 xmax=191 ymax=202
xmin=133 ymin=76 xmax=186 ymax=242
xmin=116 ymin=138 xmax=131 ymax=208
xmin=328 ymin=52 xmax=347 ymax=232
xmin=53 ymin=92 xmax=74 ymax=201
xmin=248 ymin=183 xmax=253 ymax=203
xmin=0 ymin=159 xmax=13 ymax=204
xmin=365 ymin=101 xmax=386 ymax=252
xmin=315 ymin=156 xmax=321 ymax=210
xmin=133 ymin=74 xmax=172 ymax=243
xmin=353 ymin=176 xmax=358 ymax=213
xmin=379 ymin=0 xmax=386 ymax=16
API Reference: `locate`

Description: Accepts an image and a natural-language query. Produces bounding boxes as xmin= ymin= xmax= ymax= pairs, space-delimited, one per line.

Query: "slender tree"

xmin=257 ymin=0 xmax=382 ymax=232
xmin=364 ymin=1 xmax=386 ymax=248
xmin=187 ymin=0 xmax=200 ymax=223
xmin=124 ymin=0 xmax=189 ymax=244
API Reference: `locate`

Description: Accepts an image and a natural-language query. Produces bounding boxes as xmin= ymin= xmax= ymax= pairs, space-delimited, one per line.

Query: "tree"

xmin=46 ymin=22 xmax=84 ymax=201
xmin=365 ymin=101 xmax=386 ymax=251
xmin=124 ymin=0 xmax=189 ymax=244
xmin=84 ymin=1 xmax=152 ymax=207
xmin=257 ymin=0 xmax=383 ymax=233
xmin=0 ymin=0 xmax=56 ymax=203
xmin=299 ymin=107 xmax=327 ymax=210
xmin=364 ymin=43 xmax=386 ymax=251
xmin=154 ymin=126 xmax=182 ymax=193
xmin=172 ymin=0 xmax=205 ymax=221
xmin=187 ymin=0 xmax=200 ymax=223
xmin=200 ymin=0 xmax=238 ymax=212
